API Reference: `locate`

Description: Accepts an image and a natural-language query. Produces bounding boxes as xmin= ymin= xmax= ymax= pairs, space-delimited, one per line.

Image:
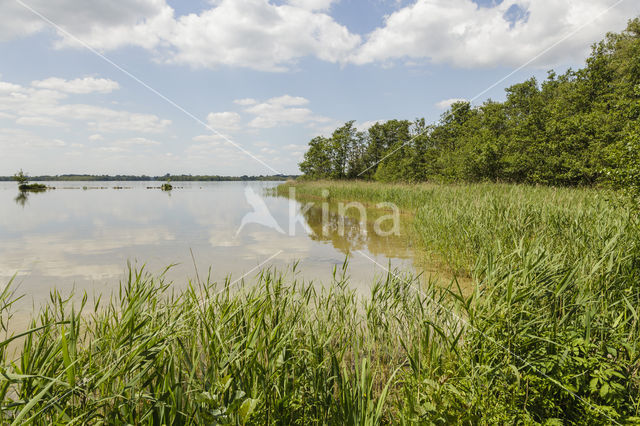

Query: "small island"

xmin=160 ymin=178 xmax=173 ymax=191
xmin=13 ymin=170 xmax=47 ymax=192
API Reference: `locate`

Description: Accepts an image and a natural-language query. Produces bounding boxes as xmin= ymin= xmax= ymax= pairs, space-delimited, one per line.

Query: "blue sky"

xmin=0 ymin=0 xmax=638 ymax=176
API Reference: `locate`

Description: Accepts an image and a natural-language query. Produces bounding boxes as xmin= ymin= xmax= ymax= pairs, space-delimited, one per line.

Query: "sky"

xmin=0 ymin=0 xmax=639 ymax=176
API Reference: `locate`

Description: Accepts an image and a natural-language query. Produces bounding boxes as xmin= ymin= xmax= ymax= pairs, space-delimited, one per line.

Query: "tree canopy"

xmin=299 ymin=18 xmax=640 ymax=193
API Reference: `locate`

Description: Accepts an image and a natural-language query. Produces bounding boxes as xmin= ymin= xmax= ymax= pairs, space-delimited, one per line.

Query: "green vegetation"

xmin=13 ymin=170 xmax=47 ymax=192
xmin=161 ymin=178 xmax=173 ymax=191
xmin=288 ymin=21 xmax=640 ymax=420
xmin=1 ymin=181 xmax=638 ymax=423
xmin=13 ymin=170 xmax=28 ymax=186
xmin=299 ymin=19 xmax=640 ymax=195
xmin=287 ymin=21 xmax=640 ymax=419
xmin=276 ymin=181 xmax=626 ymax=273
xmin=277 ymin=180 xmax=640 ymax=423
xmin=0 ymin=267 xmax=424 ymax=424
xmin=3 ymin=15 xmax=640 ymax=426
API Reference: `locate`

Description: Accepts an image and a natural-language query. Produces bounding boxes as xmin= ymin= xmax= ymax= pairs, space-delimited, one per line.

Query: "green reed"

xmin=1 ymin=181 xmax=639 ymax=424
xmin=275 ymin=180 xmax=640 ymax=423
xmin=0 ymin=263 xmax=459 ymax=424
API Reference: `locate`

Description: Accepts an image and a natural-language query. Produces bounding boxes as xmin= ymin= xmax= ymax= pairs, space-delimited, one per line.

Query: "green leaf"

xmin=239 ymin=398 xmax=258 ymax=424
xmin=11 ymin=379 xmax=56 ymax=425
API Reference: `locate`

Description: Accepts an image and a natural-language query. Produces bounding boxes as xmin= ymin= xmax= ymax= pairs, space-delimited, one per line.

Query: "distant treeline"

xmin=299 ymin=19 xmax=640 ymax=191
xmin=0 ymin=174 xmax=297 ymax=182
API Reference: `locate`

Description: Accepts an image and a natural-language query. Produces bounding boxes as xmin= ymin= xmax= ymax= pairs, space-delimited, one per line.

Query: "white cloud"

xmin=352 ymin=0 xmax=640 ymax=68
xmin=2 ymin=0 xmax=637 ymax=71
xmin=32 ymin=77 xmax=120 ymax=94
xmin=112 ymin=137 xmax=162 ymax=148
xmin=86 ymin=137 xmax=161 ymax=153
xmin=286 ymin=0 xmax=338 ymax=11
xmin=16 ymin=116 xmax=66 ymax=127
xmin=97 ymin=146 xmax=127 ymax=153
xmin=88 ymin=134 xmax=104 ymax=141
xmin=234 ymin=98 xmax=258 ymax=106
xmin=0 ymin=127 xmax=66 ymax=150
xmin=185 ymin=142 xmax=248 ymax=162
xmin=69 ymin=105 xmax=171 ymax=133
xmin=0 ymin=0 xmax=174 ymax=49
xmin=270 ymin=95 xmax=309 ymax=106
xmin=260 ymin=147 xmax=278 ymax=155
xmin=0 ymin=77 xmax=170 ymax=133
xmin=282 ymin=143 xmax=306 ymax=158
xmin=244 ymin=95 xmax=330 ymax=128
xmin=283 ymin=143 xmax=306 ymax=151
xmin=1 ymin=0 xmax=360 ymax=72
xmin=192 ymin=134 xmax=228 ymax=144
xmin=166 ymin=0 xmax=361 ymax=71
xmin=0 ymin=81 xmax=22 ymax=92
xmin=357 ymin=120 xmax=385 ymax=132
xmin=207 ymin=111 xmax=242 ymax=131
xmin=436 ymin=98 xmax=468 ymax=109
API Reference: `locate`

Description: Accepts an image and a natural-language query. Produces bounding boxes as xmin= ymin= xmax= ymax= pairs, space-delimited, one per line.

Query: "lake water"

xmin=0 ymin=181 xmax=422 ymax=311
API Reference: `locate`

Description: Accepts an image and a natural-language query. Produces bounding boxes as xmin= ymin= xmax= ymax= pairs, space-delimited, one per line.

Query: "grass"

xmin=276 ymin=181 xmax=628 ymax=274
xmin=1 ymin=180 xmax=639 ymax=424
xmin=0 ymin=265 xmax=454 ymax=424
xmin=277 ymin=180 xmax=640 ymax=421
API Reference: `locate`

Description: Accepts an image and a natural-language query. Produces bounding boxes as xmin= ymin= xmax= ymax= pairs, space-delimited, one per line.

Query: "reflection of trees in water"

xmin=15 ymin=192 xmax=29 ymax=207
xmin=14 ymin=186 xmax=49 ymax=206
xmin=301 ymin=202 xmax=414 ymax=259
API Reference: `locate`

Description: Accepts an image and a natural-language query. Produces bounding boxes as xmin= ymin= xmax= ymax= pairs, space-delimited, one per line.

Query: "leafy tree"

xmin=13 ymin=170 xmax=28 ymax=186
xmin=430 ymin=101 xmax=476 ymax=180
xmin=364 ymin=120 xmax=411 ymax=179
xmin=346 ymin=130 xmax=368 ymax=178
xmin=500 ymin=78 xmax=546 ymax=182
xmin=329 ymin=121 xmax=357 ymax=179
xmin=611 ymin=122 xmax=640 ymax=202
xmin=299 ymin=136 xmax=332 ymax=179
xmin=466 ymin=100 xmax=507 ymax=181
xmin=406 ymin=118 xmax=435 ymax=181
xmin=296 ymin=18 xmax=640 ymax=194
xmin=370 ymin=126 xmax=412 ymax=181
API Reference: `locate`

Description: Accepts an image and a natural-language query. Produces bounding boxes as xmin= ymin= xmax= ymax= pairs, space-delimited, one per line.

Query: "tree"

xmin=430 ymin=102 xmax=476 ymax=180
xmin=363 ymin=120 xmax=411 ymax=179
xmin=610 ymin=120 xmax=640 ymax=203
xmin=299 ymin=136 xmax=332 ymax=179
xmin=466 ymin=100 xmax=507 ymax=182
xmin=346 ymin=130 xmax=368 ymax=178
xmin=501 ymin=78 xmax=546 ymax=183
xmin=13 ymin=170 xmax=29 ymax=186
xmin=406 ymin=118 xmax=434 ymax=181
xmin=329 ymin=121 xmax=357 ymax=179
xmin=296 ymin=18 xmax=640 ymax=191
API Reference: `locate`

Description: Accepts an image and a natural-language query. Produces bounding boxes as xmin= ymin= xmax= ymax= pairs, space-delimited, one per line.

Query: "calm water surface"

xmin=0 ymin=181 xmax=422 ymax=310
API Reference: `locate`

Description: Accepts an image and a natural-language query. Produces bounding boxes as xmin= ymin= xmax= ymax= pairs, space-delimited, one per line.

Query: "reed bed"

xmin=1 ymin=181 xmax=639 ymax=424
xmin=0 ymin=265 xmax=462 ymax=424
xmin=277 ymin=181 xmax=640 ymax=423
